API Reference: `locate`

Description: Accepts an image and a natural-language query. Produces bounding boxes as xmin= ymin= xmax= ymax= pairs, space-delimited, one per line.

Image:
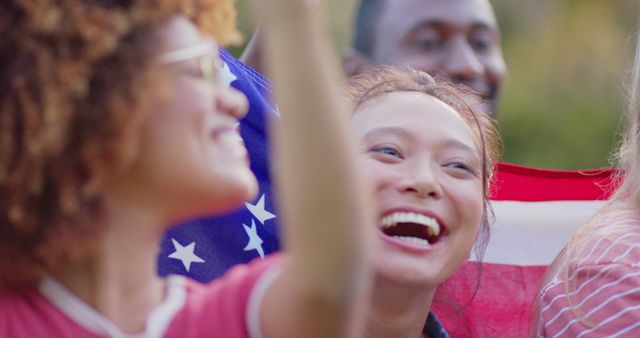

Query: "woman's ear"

xmin=344 ymin=48 xmax=373 ymax=77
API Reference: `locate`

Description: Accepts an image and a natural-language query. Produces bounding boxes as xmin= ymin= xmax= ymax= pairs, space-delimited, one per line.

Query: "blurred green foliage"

xmin=493 ymin=0 xmax=639 ymax=169
xmin=232 ymin=0 xmax=639 ymax=169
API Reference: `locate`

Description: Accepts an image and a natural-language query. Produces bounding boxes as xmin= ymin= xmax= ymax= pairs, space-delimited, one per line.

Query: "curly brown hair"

xmin=0 ymin=0 xmax=241 ymax=290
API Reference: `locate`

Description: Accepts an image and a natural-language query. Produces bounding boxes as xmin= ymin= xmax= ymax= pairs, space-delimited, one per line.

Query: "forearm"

xmin=240 ymin=1 xmax=325 ymax=74
xmin=239 ymin=22 xmax=264 ymax=72
xmin=262 ymin=0 xmax=372 ymax=335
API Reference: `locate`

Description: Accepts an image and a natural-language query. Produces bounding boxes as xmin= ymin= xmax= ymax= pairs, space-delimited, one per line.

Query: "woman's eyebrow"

xmin=442 ymin=139 xmax=476 ymax=152
xmin=361 ymin=126 xmax=413 ymax=141
xmin=440 ymin=139 xmax=481 ymax=161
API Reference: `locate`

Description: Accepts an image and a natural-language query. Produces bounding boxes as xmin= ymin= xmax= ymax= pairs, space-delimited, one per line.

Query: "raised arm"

xmin=258 ymin=1 xmax=373 ymax=338
xmin=238 ymin=22 xmax=265 ymax=73
xmin=240 ymin=0 xmax=325 ymax=73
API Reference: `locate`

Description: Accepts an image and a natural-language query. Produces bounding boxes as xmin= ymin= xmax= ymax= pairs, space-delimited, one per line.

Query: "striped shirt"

xmin=537 ymin=215 xmax=640 ymax=338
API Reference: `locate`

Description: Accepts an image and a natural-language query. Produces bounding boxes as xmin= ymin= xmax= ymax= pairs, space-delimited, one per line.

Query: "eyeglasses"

xmin=157 ymin=40 xmax=223 ymax=88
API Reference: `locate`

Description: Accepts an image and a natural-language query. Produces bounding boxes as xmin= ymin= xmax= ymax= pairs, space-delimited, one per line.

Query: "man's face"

xmin=368 ymin=0 xmax=506 ymax=115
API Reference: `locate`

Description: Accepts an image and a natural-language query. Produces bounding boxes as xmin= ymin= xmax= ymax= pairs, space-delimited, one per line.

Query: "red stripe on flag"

xmin=490 ymin=162 xmax=618 ymax=201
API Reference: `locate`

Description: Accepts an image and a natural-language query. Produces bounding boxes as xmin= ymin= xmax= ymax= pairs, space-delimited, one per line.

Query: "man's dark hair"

xmin=352 ymin=0 xmax=386 ymax=56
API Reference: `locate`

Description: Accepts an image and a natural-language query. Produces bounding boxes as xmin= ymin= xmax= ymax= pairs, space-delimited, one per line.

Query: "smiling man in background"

xmin=346 ymin=0 xmax=507 ymax=116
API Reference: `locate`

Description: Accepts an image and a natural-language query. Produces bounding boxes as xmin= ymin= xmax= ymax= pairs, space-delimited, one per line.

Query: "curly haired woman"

xmin=0 ymin=1 xmax=372 ymax=337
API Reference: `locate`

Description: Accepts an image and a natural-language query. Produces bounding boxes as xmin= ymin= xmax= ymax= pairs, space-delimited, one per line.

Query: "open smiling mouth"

xmin=379 ymin=212 xmax=446 ymax=246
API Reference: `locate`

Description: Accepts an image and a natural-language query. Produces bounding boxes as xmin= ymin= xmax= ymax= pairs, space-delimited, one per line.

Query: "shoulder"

xmin=0 ymin=287 xmax=37 ymax=335
xmin=538 ymin=211 xmax=640 ymax=337
xmin=169 ymin=254 xmax=286 ymax=338
xmin=540 ymin=210 xmax=640 ymax=296
xmin=0 ymin=288 xmax=10 ymax=336
xmin=0 ymin=286 xmax=96 ymax=338
xmin=538 ymin=261 xmax=640 ymax=337
xmin=575 ymin=211 xmax=640 ymax=267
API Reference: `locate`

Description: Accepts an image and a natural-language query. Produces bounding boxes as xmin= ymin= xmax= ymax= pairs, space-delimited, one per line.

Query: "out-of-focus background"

xmin=231 ymin=0 xmax=640 ymax=169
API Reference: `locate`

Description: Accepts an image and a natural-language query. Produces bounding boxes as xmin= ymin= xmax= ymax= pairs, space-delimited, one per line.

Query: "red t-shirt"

xmin=0 ymin=254 xmax=284 ymax=338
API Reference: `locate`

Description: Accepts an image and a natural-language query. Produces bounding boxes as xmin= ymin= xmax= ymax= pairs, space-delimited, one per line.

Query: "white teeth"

xmin=218 ymin=131 xmax=247 ymax=158
xmin=379 ymin=212 xmax=441 ymax=236
xmin=393 ymin=236 xmax=431 ymax=246
xmin=220 ymin=130 xmax=244 ymax=144
xmin=426 ymin=226 xmax=435 ymax=237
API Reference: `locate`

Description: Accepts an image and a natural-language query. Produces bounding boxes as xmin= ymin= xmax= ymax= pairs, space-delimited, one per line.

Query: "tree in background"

xmin=494 ymin=0 xmax=638 ymax=169
xmin=233 ymin=0 xmax=638 ymax=169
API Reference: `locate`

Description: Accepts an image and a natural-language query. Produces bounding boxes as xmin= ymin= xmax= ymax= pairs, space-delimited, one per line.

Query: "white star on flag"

xmin=219 ymin=61 xmax=237 ymax=88
xmin=245 ymin=194 xmax=276 ymax=225
xmin=243 ymin=219 xmax=265 ymax=258
xmin=168 ymin=238 xmax=205 ymax=272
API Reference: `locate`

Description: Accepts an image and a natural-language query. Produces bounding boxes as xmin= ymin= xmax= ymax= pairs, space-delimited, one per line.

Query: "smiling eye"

xmin=469 ymin=34 xmax=492 ymax=53
xmin=172 ymin=57 xmax=221 ymax=88
xmin=445 ymin=162 xmax=478 ymax=176
xmin=408 ymin=29 xmax=444 ymax=53
xmin=176 ymin=65 xmax=202 ymax=78
xmin=416 ymin=38 xmax=443 ymax=52
xmin=370 ymin=146 xmax=403 ymax=159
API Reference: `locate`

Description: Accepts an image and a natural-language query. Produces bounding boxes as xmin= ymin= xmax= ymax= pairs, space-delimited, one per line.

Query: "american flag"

xmin=157 ymin=48 xmax=281 ymax=282
xmin=433 ymin=163 xmax=617 ymax=338
xmin=155 ymin=49 xmax=619 ymax=338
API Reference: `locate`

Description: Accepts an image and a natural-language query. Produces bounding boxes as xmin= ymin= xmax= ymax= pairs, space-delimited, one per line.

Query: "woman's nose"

xmin=215 ymin=86 xmax=249 ymax=120
xmin=398 ymin=165 xmax=443 ymax=199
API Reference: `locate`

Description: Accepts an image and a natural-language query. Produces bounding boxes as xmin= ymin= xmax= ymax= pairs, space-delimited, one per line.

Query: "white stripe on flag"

xmin=471 ymin=200 xmax=606 ymax=265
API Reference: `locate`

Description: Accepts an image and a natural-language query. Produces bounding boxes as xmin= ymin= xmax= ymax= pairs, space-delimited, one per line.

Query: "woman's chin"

xmin=244 ymin=175 xmax=260 ymax=201
xmin=212 ymin=171 xmax=259 ymax=208
xmin=210 ymin=183 xmax=257 ymax=215
xmin=171 ymin=176 xmax=259 ymax=220
xmin=374 ymin=253 xmax=444 ymax=289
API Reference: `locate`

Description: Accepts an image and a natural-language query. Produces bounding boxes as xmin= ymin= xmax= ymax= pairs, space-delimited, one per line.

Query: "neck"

xmin=365 ymin=274 xmax=435 ymax=338
xmin=52 ymin=195 xmax=168 ymax=334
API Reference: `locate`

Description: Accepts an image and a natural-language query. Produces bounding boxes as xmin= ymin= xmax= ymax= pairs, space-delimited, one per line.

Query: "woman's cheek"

xmin=364 ymin=161 xmax=398 ymax=189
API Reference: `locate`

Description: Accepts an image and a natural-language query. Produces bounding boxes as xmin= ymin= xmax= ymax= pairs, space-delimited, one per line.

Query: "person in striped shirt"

xmin=535 ymin=31 xmax=640 ymax=337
